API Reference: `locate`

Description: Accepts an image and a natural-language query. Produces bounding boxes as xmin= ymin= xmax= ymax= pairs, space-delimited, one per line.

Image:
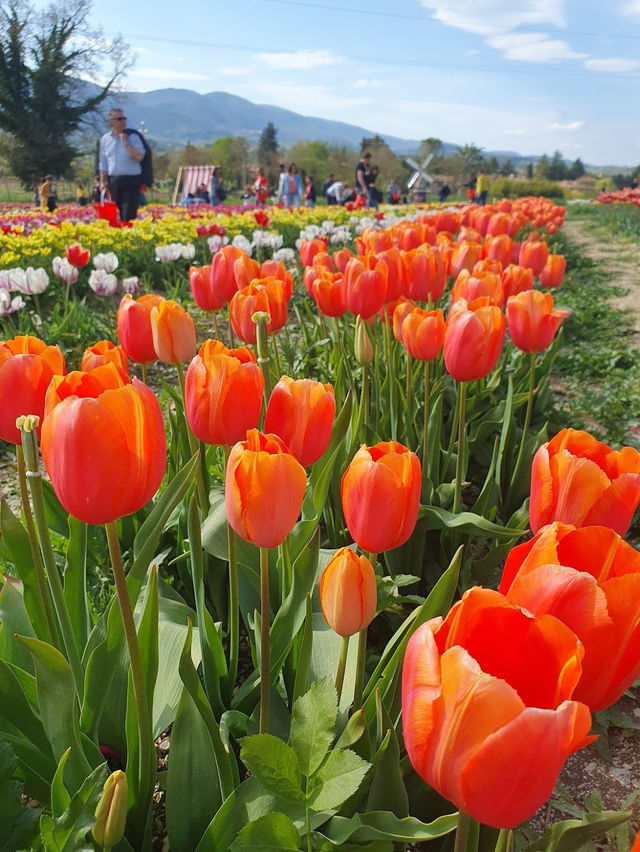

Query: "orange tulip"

xmin=229 ymin=278 xmax=288 ymax=344
xmin=233 ymin=253 xmax=261 ymax=291
xmin=343 ymin=257 xmax=387 ymax=319
xmin=81 ymin=340 xmax=129 ymax=380
xmin=501 ymin=264 xmax=534 ymax=300
xmin=530 ymin=428 xmax=640 ymax=536
xmin=519 ymin=239 xmax=549 ymax=276
xmin=44 ymin=363 xmax=128 ymax=414
xmin=506 ymin=290 xmax=569 ymax=352
xmin=484 ymin=233 xmax=512 ymax=266
xmin=260 ymin=259 xmax=293 ymax=299
xmin=399 ymin=307 xmax=445 ymax=362
xmin=444 ymin=297 xmax=506 ymax=382
xmin=312 ymin=270 xmax=347 ymax=318
xmin=210 ymin=245 xmax=243 ymax=304
xmin=184 ymin=340 xmax=264 ymax=446
xmin=539 ymin=253 xmax=566 ymax=288
xmin=392 ymin=298 xmax=416 ymax=343
xmin=224 ymin=429 xmax=307 ymax=548
xmin=264 ymin=376 xmax=336 ymax=467
xmin=150 ymin=299 xmax=197 ymax=365
xmin=0 ymin=335 xmax=66 ymax=444
xmin=299 ymin=238 xmax=328 ymax=267
xmin=403 ymin=246 xmax=445 ymax=303
xmin=376 ymin=247 xmax=405 ymax=302
xmin=341 ymin=441 xmax=421 ymax=553
xmin=500 ymin=522 xmax=640 ymax=711
xmin=449 ymin=241 xmax=482 ymax=279
xmin=402 ymin=587 xmax=594 ymax=829
xmin=117 ymin=293 xmax=165 ymax=364
xmin=41 ymin=364 xmax=166 ymax=525
xmin=333 ymin=248 xmax=354 ymax=273
xmin=319 ymin=548 xmax=377 ymax=637
xmin=189 ymin=265 xmax=225 ymax=312
xmin=451 ymin=269 xmax=503 ymax=306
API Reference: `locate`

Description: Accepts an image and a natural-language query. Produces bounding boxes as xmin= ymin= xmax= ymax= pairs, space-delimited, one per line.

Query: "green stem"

xmin=454 ymin=811 xmax=472 ymax=852
xmin=259 ymin=546 xmax=270 ymax=734
xmin=494 ymin=829 xmax=513 ymax=852
xmin=223 ymin=444 xmax=239 ymax=699
xmin=20 ymin=422 xmax=84 ymax=698
xmin=212 ymin=310 xmax=221 ymax=340
xmin=422 ymin=359 xmax=430 ymax=474
xmin=279 ymin=536 xmax=292 ymax=605
xmin=335 ymin=635 xmax=350 ymax=704
xmin=175 ymin=362 xmax=207 ymax=510
xmin=305 ymin=803 xmax=312 ymax=852
xmin=453 ymin=381 xmax=467 ymax=514
xmin=271 ymin=332 xmax=282 ymax=378
xmin=352 ymin=627 xmax=368 ymax=710
xmin=384 ymin=309 xmax=397 ymax=440
xmin=360 ymin=363 xmax=370 ymax=437
xmin=253 ymin=311 xmax=274 ymax=401
xmin=15 ymin=445 xmax=58 ymax=645
xmin=105 ymin=522 xmax=154 ymax=821
xmin=406 ymin=354 xmax=412 ymax=412
xmin=510 ymin=352 xmax=537 ymax=489
xmin=140 ymin=362 xmax=148 ymax=385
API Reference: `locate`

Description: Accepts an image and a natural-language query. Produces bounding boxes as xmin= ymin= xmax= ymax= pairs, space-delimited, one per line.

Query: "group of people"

xmin=34 ymin=176 xmax=57 ymax=212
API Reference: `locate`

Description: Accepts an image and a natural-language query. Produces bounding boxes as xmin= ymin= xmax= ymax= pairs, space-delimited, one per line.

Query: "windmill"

xmin=404 ymin=153 xmax=434 ymax=200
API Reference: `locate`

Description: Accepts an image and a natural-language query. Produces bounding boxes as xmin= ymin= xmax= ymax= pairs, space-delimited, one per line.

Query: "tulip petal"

xmin=584 ymin=474 xmax=640 ymax=535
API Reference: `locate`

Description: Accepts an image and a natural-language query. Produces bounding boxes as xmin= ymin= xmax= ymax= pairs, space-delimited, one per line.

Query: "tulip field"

xmin=1 ymin=195 xmax=639 ymax=852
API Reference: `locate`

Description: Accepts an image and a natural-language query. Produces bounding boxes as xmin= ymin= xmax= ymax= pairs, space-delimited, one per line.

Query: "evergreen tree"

xmin=567 ymin=157 xmax=585 ymax=180
xmin=0 ymin=0 xmax=129 ymax=186
xmin=257 ymin=121 xmax=279 ymax=185
xmin=500 ymin=158 xmax=515 ymax=176
xmin=547 ymin=149 xmax=567 ymax=181
xmin=534 ymin=154 xmax=550 ymax=179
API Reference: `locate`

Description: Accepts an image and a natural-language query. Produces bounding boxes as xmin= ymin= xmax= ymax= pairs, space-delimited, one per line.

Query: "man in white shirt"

xmin=99 ymin=108 xmax=145 ymax=221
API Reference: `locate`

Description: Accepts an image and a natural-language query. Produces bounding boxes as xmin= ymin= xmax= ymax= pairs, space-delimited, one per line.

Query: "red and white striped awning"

xmin=180 ymin=165 xmax=216 ymax=198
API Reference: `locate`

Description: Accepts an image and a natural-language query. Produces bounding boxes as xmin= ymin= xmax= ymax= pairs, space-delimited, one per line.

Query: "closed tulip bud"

xmin=225 ymin=429 xmax=307 ymax=548
xmin=403 ymin=246 xmax=445 ymax=303
xmin=506 ymin=290 xmax=569 ymax=352
xmin=189 ymin=265 xmax=225 ymax=312
xmin=333 ymin=247 xmax=354 ymax=273
xmin=93 ymin=770 xmax=128 ymax=848
xmin=500 ymin=521 xmax=640 ymax=711
xmin=117 ymin=293 xmax=165 ymax=364
xmin=185 ymin=340 xmax=264 ymax=446
xmin=210 ymin=245 xmax=244 ymax=304
xmin=444 ymin=297 xmax=506 ymax=382
xmin=484 ymin=233 xmax=512 ymax=266
xmin=0 ymin=335 xmax=66 ymax=444
xmin=312 ymin=271 xmax=347 ymax=317
xmin=519 ymin=239 xmax=549 ymax=276
xmin=320 ymin=548 xmax=377 ymax=637
xmin=501 ymin=264 xmax=534 ymax=300
xmin=354 ymin=315 xmax=374 ymax=366
xmin=530 ymin=428 xmax=640 ymax=537
xmin=402 ymin=587 xmax=594 ymax=829
xmin=539 ymin=253 xmax=566 ymax=288
xmin=392 ymin=298 xmax=416 ymax=343
xmin=265 ymin=376 xmax=336 ymax=467
xmin=150 ymin=299 xmax=197 ymax=365
xmin=400 ymin=307 xmax=445 ymax=362
xmin=341 ymin=441 xmax=421 ymax=553
xmin=41 ymin=364 xmax=166 ymax=525
xmin=81 ymin=340 xmax=129 ymax=381
xmin=344 ymin=257 xmax=387 ymax=319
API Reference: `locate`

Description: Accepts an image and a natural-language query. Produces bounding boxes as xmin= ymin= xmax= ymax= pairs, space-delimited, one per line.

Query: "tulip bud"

xmin=320 ymin=548 xmax=377 ymax=637
xmin=354 ymin=315 xmax=373 ymax=366
xmin=93 ymin=770 xmax=128 ymax=848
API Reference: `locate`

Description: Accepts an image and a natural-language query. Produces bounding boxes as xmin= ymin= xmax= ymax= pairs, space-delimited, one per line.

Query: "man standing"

xmin=99 ymin=108 xmax=145 ymax=221
xmin=355 ymin=151 xmax=371 ymax=201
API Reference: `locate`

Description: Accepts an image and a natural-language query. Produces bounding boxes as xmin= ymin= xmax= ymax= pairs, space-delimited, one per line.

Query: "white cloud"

xmin=243 ymin=81 xmax=371 ymax=112
xmin=353 ymin=78 xmax=385 ymax=89
xmin=418 ymin=0 xmax=566 ymax=36
xmin=255 ymin=50 xmax=341 ymax=70
xmin=546 ymin=120 xmax=585 ymax=131
xmin=620 ymin=0 xmax=640 ymax=18
xmin=486 ymin=32 xmax=586 ymax=62
xmin=583 ymin=57 xmax=640 ymax=72
xmin=133 ymin=68 xmax=210 ymax=82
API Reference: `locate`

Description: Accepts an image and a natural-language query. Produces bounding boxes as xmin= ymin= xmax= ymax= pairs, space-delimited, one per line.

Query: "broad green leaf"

xmin=289 ymin=677 xmax=337 ymax=777
xmin=0 ymin=578 xmax=35 ymax=672
xmin=240 ymin=734 xmax=303 ymax=803
xmin=421 ymin=505 xmax=524 ymax=539
xmin=366 ymin=692 xmax=408 ymax=817
xmin=308 ymin=614 xmax=358 ymax=714
xmin=231 ymin=813 xmax=300 ymax=851
xmin=291 ymin=595 xmax=314 ymax=704
xmin=39 ymin=761 xmax=110 ymax=852
xmin=319 ymin=810 xmax=458 ymax=845
xmin=50 ymin=748 xmax=71 ymax=819
xmin=0 ymin=740 xmax=40 ymax=852
xmin=523 ymin=810 xmax=632 ymax=852
xmin=62 ymin=518 xmax=90 ymax=650
xmin=307 ymin=748 xmax=369 ymax=812
xmin=166 ymin=683 xmax=222 ymax=851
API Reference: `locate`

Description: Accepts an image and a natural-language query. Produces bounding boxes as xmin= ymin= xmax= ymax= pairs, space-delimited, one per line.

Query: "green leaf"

xmin=307 ymin=749 xmax=370 ymax=812
xmin=39 ymin=761 xmax=110 ymax=852
xmin=366 ymin=692 xmax=408 ymax=817
xmin=62 ymin=518 xmax=90 ymax=651
xmin=522 ymin=810 xmax=632 ymax=852
xmin=0 ymin=578 xmax=36 ymax=672
xmin=334 ymin=710 xmax=367 ymax=751
xmin=0 ymin=740 xmax=40 ymax=852
xmin=291 ymin=595 xmax=313 ymax=705
xmin=50 ymin=748 xmax=72 ymax=819
xmin=231 ymin=813 xmax=300 ymax=850
xmin=289 ymin=677 xmax=337 ymax=777
xmin=240 ymin=734 xmax=303 ymax=803
xmin=420 ymin=505 xmax=523 ymax=539
xmin=319 ymin=810 xmax=458 ymax=845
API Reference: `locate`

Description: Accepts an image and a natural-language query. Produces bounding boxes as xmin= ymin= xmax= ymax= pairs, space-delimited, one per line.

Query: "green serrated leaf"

xmin=241 ymin=734 xmax=303 ymax=803
xmin=307 ymin=748 xmax=370 ymax=812
xmin=231 ymin=812 xmax=300 ymax=850
xmin=289 ymin=677 xmax=337 ymax=777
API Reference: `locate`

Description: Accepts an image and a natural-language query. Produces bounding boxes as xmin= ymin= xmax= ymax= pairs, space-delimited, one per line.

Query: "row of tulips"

xmin=1 ymin=195 xmax=639 ymax=850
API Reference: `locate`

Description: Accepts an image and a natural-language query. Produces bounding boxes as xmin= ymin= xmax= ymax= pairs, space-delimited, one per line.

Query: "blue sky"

xmin=69 ymin=0 xmax=640 ymax=166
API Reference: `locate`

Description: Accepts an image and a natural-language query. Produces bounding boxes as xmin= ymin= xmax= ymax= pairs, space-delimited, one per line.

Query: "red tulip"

xmin=264 ymin=376 xmax=336 ymax=467
xmin=66 ymin=244 xmax=90 ymax=268
xmin=341 ymin=441 xmax=421 ymax=553
xmin=225 ymin=429 xmax=307 ymax=548
xmin=210 ymin=245 xmax=243 ymax=304
xmin=403 ymin=247 xmax=445 ymax=303
xmin=312 ymin=271 xmax=347 ymax=318
xmin=233 ymin=253 xmax=261 ymax=291
xmin=376 ymin=247 xmax=405 ymax=302
xmin=189 ymin=265 xmax=225 ymax=312
xmin=399 ymin=307 xmax=445 ymax=362
xmin=185 ymin=340 xmax=264 ymax=446
xmin=333 ymin=248 xmax=354 ymax=273
xmin=0 ymin=335 xmax=66 ymax=444
xmin=41 ymin=364 xmax=166 ymax=525
xmin=81 ymin=340 xmax=130 ymax=380
xmin=402 ymin=587 xmax=594 ymax=829
xmin=117 ymin=293 xmax=165 ymax=364
xmin=319 ymin=548 xmax=377 ymax=637
xmin=501 ymin=264 xmax=534 ymax=300
xmin=260 ymin=259 xmax=293 ymax=299
xmin=343 ymin=257 xmax=387 ymax=319
xmin=150 ymin=299 xmax=197 ymax=365
xmin=444 ymin=297 xmax=506 ymax=382
xmin=506 ymin=290 xmax=569 ymax=352
xmin=500 ymin=522 xmax=640 ymax=711
xmin=519 ymin=239 xmax=549 ymax=276
xmin=530 ymin=428 xmax=640 ymax=536
xmin=299 ymin=238 xmax=328 ymax=267
xmin=539 ymin=253 xmax=566 ymax=288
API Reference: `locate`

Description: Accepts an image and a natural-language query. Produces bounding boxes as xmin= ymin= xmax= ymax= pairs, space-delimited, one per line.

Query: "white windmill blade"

xmin=404 ymin=158 xmax=420 ymax=171
xmin=420 ymin=153 xmax=434 ymax=170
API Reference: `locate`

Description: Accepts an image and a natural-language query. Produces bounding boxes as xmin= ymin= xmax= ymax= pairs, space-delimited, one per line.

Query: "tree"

xmin=566 ymin=157 xmax=585 ymax=180
xmin=0 ymin=0 xmax=130 ymax=186
xmin=547 ymin=150 xmax=567 ymax=181
xmin=485 ymin=156 xmax=499 ymax=175
xmin=257 ymin=122 xmax=280 ymax=186
xmin=500 ymin=158 xmax=515 ymax=177
xmin=534 ymin=154 xmax=550 ymax=179
xmin=419 ymin=137 xmax=442 ymax=160
xmin=453 ymin=143 xmax=485 ymax=183
xmin=210 ymin=136 xmax=249 ymax=188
